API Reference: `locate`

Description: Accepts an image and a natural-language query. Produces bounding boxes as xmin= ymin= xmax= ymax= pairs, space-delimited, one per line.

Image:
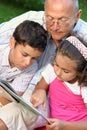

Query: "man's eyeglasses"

xmin=43 ymin=14 xmax=75 ymax=26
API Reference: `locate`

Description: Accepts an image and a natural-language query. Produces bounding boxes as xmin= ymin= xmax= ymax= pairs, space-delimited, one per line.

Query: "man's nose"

xmin=51 ymin=20 xmax=60 ymax=30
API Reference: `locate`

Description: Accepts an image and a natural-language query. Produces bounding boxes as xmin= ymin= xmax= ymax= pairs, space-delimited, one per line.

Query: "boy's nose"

xmin=25 ymin=57 xmax=32 ymax=66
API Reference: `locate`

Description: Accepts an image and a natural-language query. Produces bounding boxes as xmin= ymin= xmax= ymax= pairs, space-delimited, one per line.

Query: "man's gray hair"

xmin=45 ymin=0 xmax=79 ymax=12
xmin=73 ymin=0 xmax=79 ymax=12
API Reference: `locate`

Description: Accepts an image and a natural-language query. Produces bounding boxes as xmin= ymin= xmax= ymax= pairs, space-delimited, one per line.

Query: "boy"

xmin=0 ymin=20 xmax=48 ymax=105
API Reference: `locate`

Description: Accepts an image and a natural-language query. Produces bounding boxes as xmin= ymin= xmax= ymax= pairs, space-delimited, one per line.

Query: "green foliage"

xmin=79 ymin=0 xmax=87 ymax=21
xmin=0 ymin=0 xmax=27 ymax=23
xmin=0 ymin=0 xmax=45 ymax=10
xmin=16 ymin=0 xmax=45 ymax=10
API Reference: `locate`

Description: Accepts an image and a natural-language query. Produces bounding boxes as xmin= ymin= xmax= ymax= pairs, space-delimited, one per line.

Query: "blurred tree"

xmin=17 ymin=0 xmax=45 ymax=10
xmin=0 ymin=0 xmax=45 ymax=10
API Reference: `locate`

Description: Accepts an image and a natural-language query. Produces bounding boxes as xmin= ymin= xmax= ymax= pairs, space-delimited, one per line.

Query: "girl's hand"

xmin=30 ymin=89 xmax=47 ymax=110
xmin=46 ymin=118 xmax=64 ymax=130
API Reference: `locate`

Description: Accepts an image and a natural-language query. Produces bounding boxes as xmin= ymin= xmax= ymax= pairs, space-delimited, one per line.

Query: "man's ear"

xmin=76 ymin=9 xmax=82 ymax=21
xmin=9 ymin=37 xmax=16 ymax=48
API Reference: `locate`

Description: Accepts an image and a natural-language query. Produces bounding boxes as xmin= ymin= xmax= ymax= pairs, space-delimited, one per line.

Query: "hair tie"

xmin=66 ymin=36 xmax=87 ymax=60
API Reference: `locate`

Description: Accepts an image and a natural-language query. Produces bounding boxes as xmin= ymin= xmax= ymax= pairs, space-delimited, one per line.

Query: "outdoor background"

xmin=0 ymin=0 xmax=87 ymax=23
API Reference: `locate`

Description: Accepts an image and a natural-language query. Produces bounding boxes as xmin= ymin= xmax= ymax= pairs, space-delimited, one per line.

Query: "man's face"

xmin=45 ymin=0 xmax=81 ymax=43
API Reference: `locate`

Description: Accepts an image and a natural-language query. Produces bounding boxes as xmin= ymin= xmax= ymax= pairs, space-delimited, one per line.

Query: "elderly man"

xmin=0 ymin=0 xmax=87 ymax=130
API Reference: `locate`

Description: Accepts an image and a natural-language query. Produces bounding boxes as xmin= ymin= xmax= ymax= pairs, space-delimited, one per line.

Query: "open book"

xmin=0 ymin=79 xmax=50 ymax=124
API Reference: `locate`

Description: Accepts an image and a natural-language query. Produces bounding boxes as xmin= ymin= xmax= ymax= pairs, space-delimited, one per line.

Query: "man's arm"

xmin=0 ymin=11 xmax=44 ymax=45
xmin=73 ymin=19 xmax=87 ymax=43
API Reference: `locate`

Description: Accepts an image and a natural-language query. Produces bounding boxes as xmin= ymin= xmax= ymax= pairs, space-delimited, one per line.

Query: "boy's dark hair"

xmin=13 ymin=20 xmax=48 ymax=52
xmin=55 ymin=39 xmax=87 ymax=86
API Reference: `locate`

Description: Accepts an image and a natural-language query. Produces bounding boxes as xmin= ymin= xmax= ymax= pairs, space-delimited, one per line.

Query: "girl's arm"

xmin=46 ymin=118 xmax=87 ymax=130
xmin=30 ymin=77 xmax=48 ymax=109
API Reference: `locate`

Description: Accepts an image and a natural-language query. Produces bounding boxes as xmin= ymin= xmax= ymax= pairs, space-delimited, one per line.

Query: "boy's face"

xmin=9 ymin=38 xmax=42 ymax=70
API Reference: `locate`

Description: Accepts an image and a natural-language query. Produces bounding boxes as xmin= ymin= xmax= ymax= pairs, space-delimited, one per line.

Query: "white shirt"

xmin=42 ymin=64 xmax=87 ymax=103
xmin=0 ymin=45 xmax=38 ymax=92
xmin=0 ymin=11 xmax=44 ymax=45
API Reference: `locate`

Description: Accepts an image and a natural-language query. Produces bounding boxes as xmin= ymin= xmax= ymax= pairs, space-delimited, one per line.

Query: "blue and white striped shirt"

xmin=0 ymin=45 xmax=38 ymax=92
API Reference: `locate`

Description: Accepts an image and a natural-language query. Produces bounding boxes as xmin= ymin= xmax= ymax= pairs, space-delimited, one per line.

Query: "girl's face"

xmin=54 ymin=53 xmax=78 ymax=83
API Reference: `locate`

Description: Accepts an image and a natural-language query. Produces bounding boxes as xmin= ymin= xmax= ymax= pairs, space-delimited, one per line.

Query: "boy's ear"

xmin=9 ymin=37 xmax=16 ymax=48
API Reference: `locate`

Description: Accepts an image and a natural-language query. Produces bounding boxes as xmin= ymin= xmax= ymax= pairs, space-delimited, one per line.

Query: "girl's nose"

xmin=56 ymin=68 xmax=62 ymax=76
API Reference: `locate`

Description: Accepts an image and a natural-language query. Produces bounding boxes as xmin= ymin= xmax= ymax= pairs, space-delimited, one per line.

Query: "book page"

xmin=0 ymin=86 xmax=15 ymax=101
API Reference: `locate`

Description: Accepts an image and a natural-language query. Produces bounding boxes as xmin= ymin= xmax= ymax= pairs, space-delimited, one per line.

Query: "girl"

xmin=31 ymin=36 xmax=87 ymax=130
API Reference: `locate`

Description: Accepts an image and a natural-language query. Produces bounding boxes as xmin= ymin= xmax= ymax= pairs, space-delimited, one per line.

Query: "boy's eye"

xmin=32 ymin=57 xmax=36 ymax=60
xmin=22 ymin=53 xmax=28 ymax=57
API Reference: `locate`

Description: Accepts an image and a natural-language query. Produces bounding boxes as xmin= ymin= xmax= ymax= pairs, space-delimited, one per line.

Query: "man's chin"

xmin=52 ymin=35 xmax=63 ymax=41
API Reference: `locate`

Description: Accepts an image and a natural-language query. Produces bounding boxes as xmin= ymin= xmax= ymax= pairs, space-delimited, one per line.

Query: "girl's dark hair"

xmin=13 ymin=20 xmax=48 ymax=52
xmin=56 ymin=39 xmax=87 ymax=86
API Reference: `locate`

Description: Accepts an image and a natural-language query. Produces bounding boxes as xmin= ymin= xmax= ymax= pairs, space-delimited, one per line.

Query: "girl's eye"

xmin=56 ymin=64 xmax=59 ymax=68
xmin=54 ymin=63 xmax=59 ymax=67
xmin=63 ymin=70 xmax=69 ymax=73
